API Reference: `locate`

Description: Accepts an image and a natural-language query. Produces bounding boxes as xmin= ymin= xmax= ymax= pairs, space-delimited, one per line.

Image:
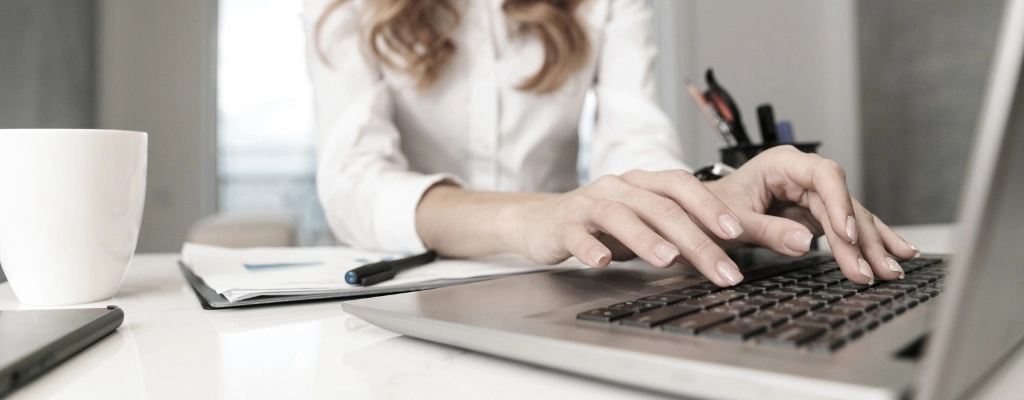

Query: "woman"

xmin=304 ymin=0 xmax=918 ymax=287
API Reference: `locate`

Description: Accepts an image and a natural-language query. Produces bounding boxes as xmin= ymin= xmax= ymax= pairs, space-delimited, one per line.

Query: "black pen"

xmin=757 ymin=104 xmax=778 ymax=145
xmin=344 ymin=250 xmax=438 ymax=286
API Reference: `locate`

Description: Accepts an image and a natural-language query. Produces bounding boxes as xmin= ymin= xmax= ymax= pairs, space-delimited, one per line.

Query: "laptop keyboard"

xmin=576 ymin=257 xmax=946 ymax=353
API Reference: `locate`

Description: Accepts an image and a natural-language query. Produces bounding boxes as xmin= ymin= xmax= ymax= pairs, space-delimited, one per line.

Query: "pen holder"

xmin=720 ymin=142 xmax=821 ymax=169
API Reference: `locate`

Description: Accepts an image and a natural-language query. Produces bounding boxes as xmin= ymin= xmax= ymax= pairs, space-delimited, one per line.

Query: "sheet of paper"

xmin=181 ymin=243 xmax=573 ymax=302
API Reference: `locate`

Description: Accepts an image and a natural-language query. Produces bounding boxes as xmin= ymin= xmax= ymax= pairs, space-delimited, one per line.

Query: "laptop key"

xmin=869 ymin=289 xmax=905 ymax=300
xmin=804 ymin=294 xmax=842 ymax=304
xmin=814 ymin=306 xmax=863 ymax=320
xmin=706 ymin=292 xmax=746 ymax=302
xmin=782 ymin=300 xmax=824 ymax=311
xmin=662 ymin=312 xmax=735 ymax=335
xmin=833 ymin=300 xmax=879 ymax=312
xmin=620 ymin=306 xmax=701 ymax=328
xmin=659 ymin=289 xmax=711 ymax=299
xmin=820 ymin=289 xmax=857 ymax=298
xmin=636 ymin=294 xmax=687 ymax=306
xmin=886 ymin=284 xmax=919 ymax=293
xmin=901 ymin=279 xmax=930 ymax=288
xmin=775 ymin=287 xmax=811 ymax=296
xmin=738 ymin=314 xmax=789 ymax=328
xmin=702 ymin=322 xmax=768 ymax=341
xmin=748 ymin=281 xmax=782 ymax=290
xmin=793 ymin=282 xmax=827 ymax=291
xmin=850 ymin=294 xmax=891 ymax=305
xmin=811 ymin=276 xmax=844 ymax=285
xmin=680 ymin=296 xmax=728 ymax=310
xmin=722 ymin=286 xmax=764 ymax=296
xmin=786 ymin=271 xmax=817 ymax=280
xmin=795 ymin=314 xmax=846 ymax=329
xmin=577 ymin=308 xmax=634 ymax=322
xmin=692 ymin=282 xmax=723 ymax=293
xmin=729 ymin=298 xmax=777 ymax=310
xmin=714 ymin=304 xmax=757 ymax=317
xmin=912 ymin=274 xmax=940 ymax=283
xmin=812 ymin=262 xmax=840 ymax=272
xmin=756 ymin=325 xmax=826 ymax=349
xmin=760 ymin=306 xmax=807 ymax=319
xmin=834 ymin=283 xmax=870 ymax=293
xmin=793 ymin=296 xmax=830 ymax=306
xmin=756 ymin=292 xmax=795 ymax=302
xmin=769 ymin=277 xmax=799 ymax=285
xmin=607 ymin=301 xmax=659 ymax=313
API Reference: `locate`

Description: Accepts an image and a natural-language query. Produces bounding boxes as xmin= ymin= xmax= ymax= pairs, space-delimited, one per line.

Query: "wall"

xmin=0 ymin=0 xmax=96 ymax=129
xmin=96 ymin=0 xmax=218 ymax=252
xmin=858 ymin=0 xmax=1004 ymax=224
xmin=652 ymin=0 xmax=863 ymax=198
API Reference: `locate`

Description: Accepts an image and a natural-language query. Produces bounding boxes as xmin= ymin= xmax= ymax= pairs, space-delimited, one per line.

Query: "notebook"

xmin=179 ymin=243 xmax=572 ymax=309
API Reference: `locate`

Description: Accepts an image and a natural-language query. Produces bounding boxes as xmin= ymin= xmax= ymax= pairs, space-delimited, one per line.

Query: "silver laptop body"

xmin=342 ymin=1 xmax=1024 ymax=398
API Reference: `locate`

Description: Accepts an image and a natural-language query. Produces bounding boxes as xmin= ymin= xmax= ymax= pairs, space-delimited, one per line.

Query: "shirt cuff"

xmin=373 ymin=172 xmax=464 ymax=253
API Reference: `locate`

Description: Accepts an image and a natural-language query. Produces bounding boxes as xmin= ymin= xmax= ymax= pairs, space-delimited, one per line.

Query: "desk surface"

xmin=2 ymin=224 xmax=1022 ymax=399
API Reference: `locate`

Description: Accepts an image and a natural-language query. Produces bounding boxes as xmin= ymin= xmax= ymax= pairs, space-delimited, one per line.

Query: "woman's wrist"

xmin=493 ymin=192 xmax=554 ymax=256
xmin=416 ymin=184 xmax=554 ymax=258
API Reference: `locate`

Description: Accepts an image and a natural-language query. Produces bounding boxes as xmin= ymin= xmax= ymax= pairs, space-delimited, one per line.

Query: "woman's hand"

xmin=507 ymin=170 xmax=749 ymax=287
xmin=418 ymin=145 xmax=918 ymax=287
xmin=702 ymin=146 xmax=919 ymax=285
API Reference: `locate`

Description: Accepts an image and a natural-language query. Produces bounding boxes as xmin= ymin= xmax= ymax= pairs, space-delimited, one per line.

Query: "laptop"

xmin=342 ymin=1 xmax=1024 ymax=398
xmin=0 ymin=307 xmax=124 ymax=397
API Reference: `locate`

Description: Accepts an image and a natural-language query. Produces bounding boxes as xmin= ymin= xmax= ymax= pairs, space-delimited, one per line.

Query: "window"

xmin=217 ymin=0 xmax=333 ymax=245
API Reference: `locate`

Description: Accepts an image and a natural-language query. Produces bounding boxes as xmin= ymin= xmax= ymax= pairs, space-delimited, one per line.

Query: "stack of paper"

xmin=180 ymin=243 xmax=570 ymax=302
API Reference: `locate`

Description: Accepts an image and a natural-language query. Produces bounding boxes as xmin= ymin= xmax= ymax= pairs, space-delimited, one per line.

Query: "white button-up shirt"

xmin=304 ymin=0 xmax=688 ymax=252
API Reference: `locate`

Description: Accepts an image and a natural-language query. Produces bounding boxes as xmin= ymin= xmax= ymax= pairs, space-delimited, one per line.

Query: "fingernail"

xmin=886 ymin=257 xmax=905 ymax=279
xmin=718 ymin=214 xmax=744 ymax=239
xmin=654 ymin=242 xmax=679 ymax=266
xmin=715 ymin=259 xmax=744 ymax=286
xmin=908 ymin=242 xmax=921 ymax=258
xmin=858 ymin=257 xmax=874 ymax=285
xmin=589 ymin=248 xmax=607 ymax=267
xmin=846 ymin=215 xmax=858 ymax=244
xmin=783 ymin=230 xmax=813 ymax=253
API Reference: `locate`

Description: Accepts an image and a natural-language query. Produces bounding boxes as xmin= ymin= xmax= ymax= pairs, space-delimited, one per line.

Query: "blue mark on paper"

xmin=243 ymin=262 xmax=324 ymax=271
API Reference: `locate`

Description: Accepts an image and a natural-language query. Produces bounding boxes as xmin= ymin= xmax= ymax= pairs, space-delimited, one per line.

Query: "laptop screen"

xmin=917 ymin=0 xmax=1024 ymax=398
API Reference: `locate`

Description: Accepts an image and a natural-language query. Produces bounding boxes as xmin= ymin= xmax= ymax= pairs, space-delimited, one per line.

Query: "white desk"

xmin=2 ymin=224 xmax=1021 ymax=399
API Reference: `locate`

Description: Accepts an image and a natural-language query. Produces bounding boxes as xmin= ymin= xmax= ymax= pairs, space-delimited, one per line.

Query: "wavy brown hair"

xmin=316 ymin=0 xmax=591 ymax=93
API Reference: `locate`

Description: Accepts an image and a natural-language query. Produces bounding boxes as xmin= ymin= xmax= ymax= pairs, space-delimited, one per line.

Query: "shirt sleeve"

xmin=303 ymin=0 xmax=462 ymax=252
xmin=590 ymin=0 xmax=691 ymax=179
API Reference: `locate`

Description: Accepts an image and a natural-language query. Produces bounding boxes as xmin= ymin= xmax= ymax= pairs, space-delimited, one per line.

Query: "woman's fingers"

xmin=585 ymin=199 xmax=681 ymax=269
xmin=872 ymin=217 xmax=921 ymax=260
xmin=759 ymin=147 xmax=858 ymax=244
xmin=851 ymin=205 xmax=903 ymax=281
xmin=606 ymin=183 xmax=743 ymax=287
xmin=556 ymin=221 xmax=612 ymax=268
xmin=734 ymin=211 xmax=815 ymax=257
xmin=620 ymin=170 xmax=745 ymax=241
xmin=804 ymin=192 xmax=874 ymax=284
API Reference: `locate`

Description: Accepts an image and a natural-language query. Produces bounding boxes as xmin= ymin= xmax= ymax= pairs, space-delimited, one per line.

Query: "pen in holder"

xmin=720 ymin=142 xmax=821 ymax=169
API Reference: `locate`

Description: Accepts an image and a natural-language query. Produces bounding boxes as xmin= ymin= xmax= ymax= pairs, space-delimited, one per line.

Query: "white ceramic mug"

xmin=0 ymin=129 xmax=147 ymax=305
